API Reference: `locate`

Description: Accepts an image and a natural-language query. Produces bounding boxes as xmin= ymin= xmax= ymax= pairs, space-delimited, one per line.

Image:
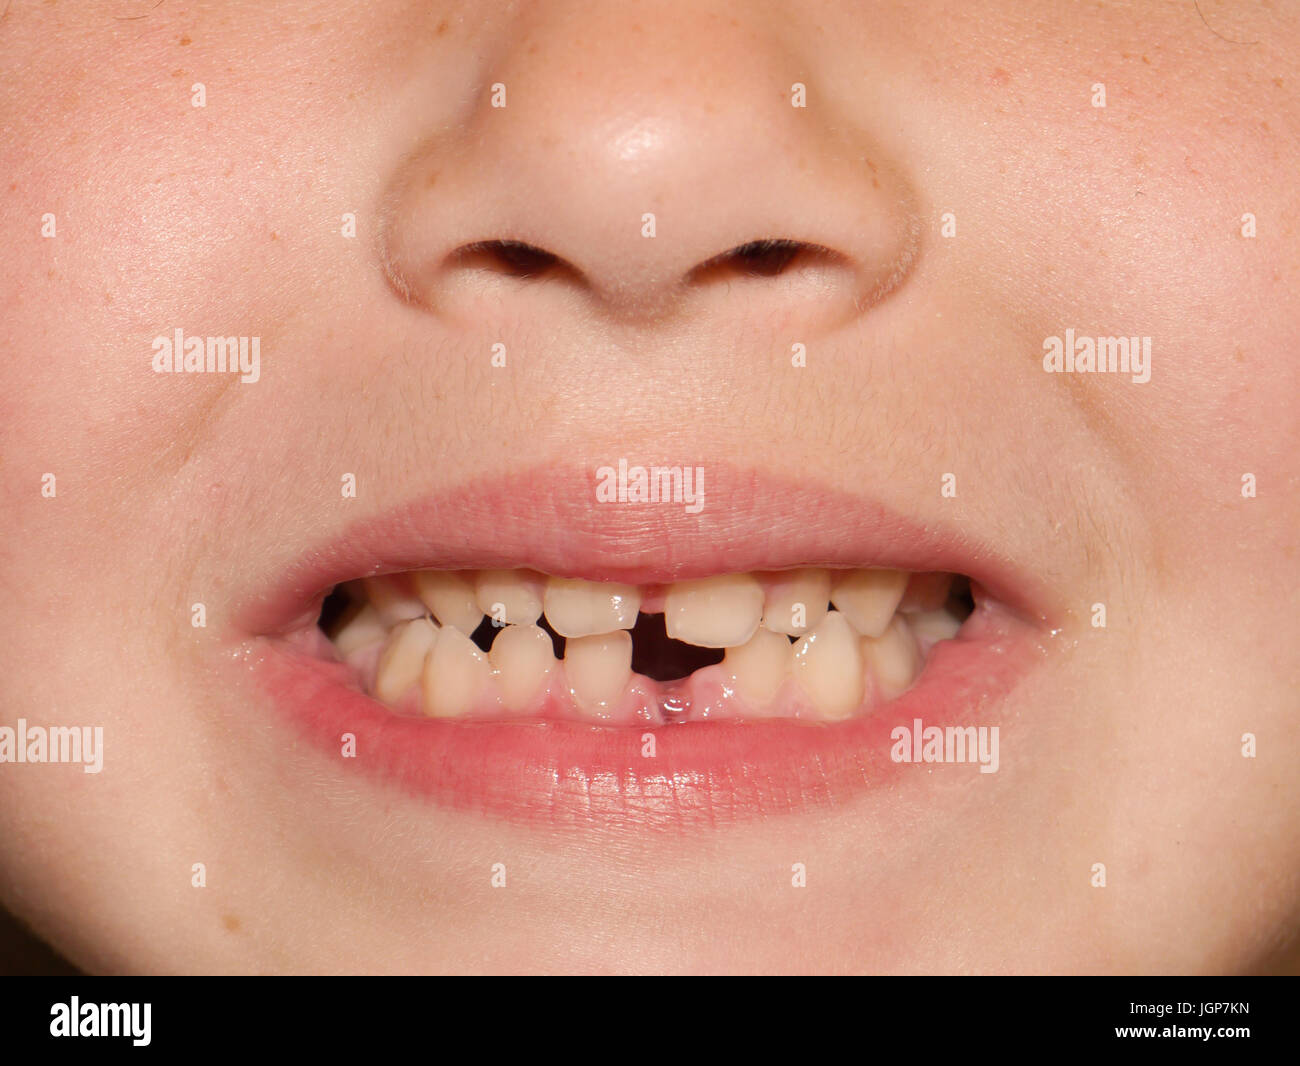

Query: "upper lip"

xmin=235 ymin=463 xmax=1058 ymax=639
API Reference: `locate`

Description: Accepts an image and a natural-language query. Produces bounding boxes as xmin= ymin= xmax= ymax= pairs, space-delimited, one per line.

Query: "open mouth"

xmin=239 ymin=466 xmax=1055 ymax=827
xmin=315 ymin=567 xmax=976 ymax=724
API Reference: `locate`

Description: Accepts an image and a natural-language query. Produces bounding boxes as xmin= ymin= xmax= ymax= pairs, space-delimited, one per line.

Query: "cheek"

xmin=1 ymin=14 xmax=363 ymax=462
xmin=932 ymin=30 xmax=1299 ymax=522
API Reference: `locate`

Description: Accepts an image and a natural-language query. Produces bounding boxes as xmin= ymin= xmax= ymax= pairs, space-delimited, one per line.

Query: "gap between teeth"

xmin=326 ymin=568 xmax=968 ymax=724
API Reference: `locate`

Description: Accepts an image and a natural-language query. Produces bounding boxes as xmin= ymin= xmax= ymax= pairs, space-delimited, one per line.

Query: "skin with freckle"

xmin=0 ymin=1 xmax=1297 ymax=975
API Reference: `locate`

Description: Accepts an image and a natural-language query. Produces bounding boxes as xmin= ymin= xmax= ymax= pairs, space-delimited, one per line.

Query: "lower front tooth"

xmin=564 ymin=630 xmax=632 ymax=713
xmin=761 ymin=568 xmax=830 ymax=636
xmin=861 ymin=615 xmax=921 ymax=701
xmin=829 ymin=569 xmax=908 ymax=638
xmin=374 ymin=617 xmax=439 ymax=705
xmin=476 ymin=570 xmax=544 ymax=626
xmin=791 ymin=611 xmax=864 ymax=720
xmin=723 ymin=626 xmax=792 ymax=707
xmin=489 ymin=623 xmax=555 ymax=712
xmin=412 ymin=570 xmax=483 ymax=633
xmin=330 ymin=602 xmax=388 ymax=658
xmin=422 ymin=625 xmax=490 ymax=718
xmin=362 ymin=575 xmax=429 ymax=626
xmin=664 ymin=573 xmax=764 ymax=648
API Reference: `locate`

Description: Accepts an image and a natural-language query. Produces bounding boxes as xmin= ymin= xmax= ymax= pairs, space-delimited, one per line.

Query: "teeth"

xmin=543 ymin=577 xmax=640 ymax=638
xmin=374 ymin=617 xmax=439 ymax=705
xmin=421 ymin=625 xmax=490 ymax=718
xmin=723 ymin=626 xmax=792 ymax=707
xmin=488 ymin=623 xmax=555 ymax=712
xmin=330 ymin=602 xmax=388 ymax=658
xmin=362 ymin=576 xmax=429 ymax=626
xmin=899 ymin=572 xmax=953 ymax=613
xmin=829 ymin=569 xmax=909 ymax=639
xmin=907 ymin=607 xmax=963 ymax=646
xmin=337 ymin=567 xmax=966 ymax=722
xmin=791 ymin=611 xmax=864 ymax=720
xmin=664 ymin=573 xmax=764 ymax=648
xmin=412 ymin=570 xmax=482 ymax=633
xmin=861 ymin=616 xmax=922 ymax=701
xmin=761 ymin=568 xmax=830 ymax=636
xmin=564 ymin=630 xmax=632 ymax=712
xmin=475 ymin=569 xmax=544 ymax=626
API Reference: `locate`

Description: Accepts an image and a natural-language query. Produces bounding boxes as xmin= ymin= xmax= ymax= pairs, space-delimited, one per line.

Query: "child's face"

xmin=1 ymin=0 xmax=1296 ymax=974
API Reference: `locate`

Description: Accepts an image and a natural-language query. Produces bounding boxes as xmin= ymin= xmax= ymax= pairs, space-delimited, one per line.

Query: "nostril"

xmin=688 ymin=238 xmax=841 ymax=283
xmin=449 ymin=239 xmax=565 ymax=279
xmin=728 ymin=238 xmax=803 ymax=276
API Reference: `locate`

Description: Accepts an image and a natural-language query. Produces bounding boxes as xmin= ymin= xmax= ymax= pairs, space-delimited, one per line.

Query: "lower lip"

xmin=245 ymin=607 xmax=1046 ymax=829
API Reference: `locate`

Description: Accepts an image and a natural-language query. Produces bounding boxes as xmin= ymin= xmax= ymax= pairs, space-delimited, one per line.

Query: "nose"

xmin=381 ymin=2 xmax=919 ymax=328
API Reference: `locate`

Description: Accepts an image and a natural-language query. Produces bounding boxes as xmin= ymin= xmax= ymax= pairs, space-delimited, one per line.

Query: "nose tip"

xmin=381 ymin=6 xmax=919 ymax=328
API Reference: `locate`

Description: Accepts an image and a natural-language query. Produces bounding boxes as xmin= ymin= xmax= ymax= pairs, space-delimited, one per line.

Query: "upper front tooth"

xmin=791 ymin=611 xmax=864 ymax=720
xmin=761 ymin=568 xmax=830 ymax=636
xmin=861 ymin=615 xmax=921 ymax=701
xmin=421 ymin=625 xmax=490 ymax=718
xmin=543 ymin=577 xmax=640 ymax=638
xmin=330 ymin=602 xmax=388 ymax=658
xmin=362 ymin=575 xmax=428 ymax=626
xmin=412 ymin=570 xmax=482 ymax=632
xmin=374 ymin=617 xmax=439 ymax=705
xmin=489 ymin=623 xmax=555 ymax=712
xmin=475 ymin=569 xmax=544 ymax=626
xmin=723 ymin=626 xmax=792 ymax=707
xmin=829 ymin=569 xmax=908 ymax=638
xmin=564 ymin=630 xmax=633 ymax=713
xmin=664 ymin=573 xmax=763 ymax=648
